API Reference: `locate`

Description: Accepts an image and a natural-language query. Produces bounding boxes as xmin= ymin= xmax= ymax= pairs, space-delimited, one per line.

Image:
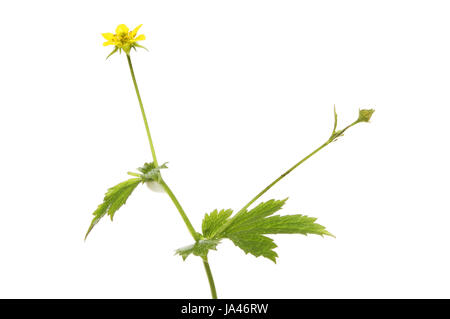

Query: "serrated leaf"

xmin=250 ymin=214 xmax=335 ymax=237
xmin=224 ymin=199 xmax=288 ymax=235
xmin=202 ymin=209 xmax=233 ymax=238
xmin=175 ymin=239 xmax=221 ymax=261
xmin=227 ymin=233 xmax=278 ymax=263
xmin=85 ymin=178 xmax=141 ymax=240
xmin=218 ymin=199 xmax=333 ymax=262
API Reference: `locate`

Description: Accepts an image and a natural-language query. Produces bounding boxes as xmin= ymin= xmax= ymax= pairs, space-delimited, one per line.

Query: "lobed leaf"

xmin=200 ymin=199 xmax=333 ymax=263
xmin=223 ymin=199 xmax=288 ymax=236
xmin=202 ymin=209 xmax=233 ymax=239
xmin=227 ymin=233 xmax=278 ymax=263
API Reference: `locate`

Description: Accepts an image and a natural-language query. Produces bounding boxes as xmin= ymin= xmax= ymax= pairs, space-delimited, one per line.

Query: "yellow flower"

xmin=102 ymin=24 xmax=147 ymax=58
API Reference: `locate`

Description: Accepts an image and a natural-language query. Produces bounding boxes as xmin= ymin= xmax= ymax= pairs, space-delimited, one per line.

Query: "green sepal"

xmin=106 ymin=47 xmax=119 ymax=60
xmin=357 ymin=109 xmax=375 ymax=123
xmin=134 ymin=43 xmax=149 ymax=51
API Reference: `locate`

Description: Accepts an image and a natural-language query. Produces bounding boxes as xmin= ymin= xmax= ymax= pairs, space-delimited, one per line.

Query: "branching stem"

xmin=159 ymin=179 xmax=200 ymax=241
xmin=126 ymin=54 xmax=216 ymax=298
xmin=126 ymin=53 xmax=367 ymax=299
xmin=211 ymin=116 xmax=360 ymax=238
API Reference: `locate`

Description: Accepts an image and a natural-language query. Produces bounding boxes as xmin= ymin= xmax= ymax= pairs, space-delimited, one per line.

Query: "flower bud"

xmin=357 ymin=109 xmax=375 ymax=123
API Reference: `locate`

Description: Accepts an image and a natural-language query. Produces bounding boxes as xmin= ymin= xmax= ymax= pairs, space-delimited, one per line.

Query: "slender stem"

xmin=126 ymin=54 xmax=216 ymax=298
xmin=212 ymin=120 xmax=361 ymax=238
xmin=126 ymin=54 xmax=159 ymax=166
xmin=161 ymin=178 xmax=217 ymax=297
xmin=203 ymin=257 xmax=218 ymax=299
xmin=126 ymin=54 xmax=197 ymax=240
xmin=159 ymin=179 xmax=200 ymax=241
xmin=211 ymin=139 xmax=335 ymax=238
xmin=239 ymin=141 xmax=330 ymax=214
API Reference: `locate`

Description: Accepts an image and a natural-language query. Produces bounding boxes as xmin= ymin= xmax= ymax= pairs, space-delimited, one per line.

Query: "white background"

xmin=0 ymin=0 xmax=449 ymax=298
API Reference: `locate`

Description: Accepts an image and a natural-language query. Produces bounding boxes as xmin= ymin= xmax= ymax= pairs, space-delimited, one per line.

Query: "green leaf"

xmin=202 ymin=199 xmax=333 ymax=263
xmin=249 ymin=214 xmax=335 ymax=237
xmin=224 ymin=199 xmax=288 ymax=236
xmin=202 ymin=209 xmax=233 ymax=238
xmin=227 ymin=233 xmax=278 ymax=262
xmin=175 ymin=239 xmax=221 ymax=261
xmin=85 ymin=178 xmax=142 ymax=240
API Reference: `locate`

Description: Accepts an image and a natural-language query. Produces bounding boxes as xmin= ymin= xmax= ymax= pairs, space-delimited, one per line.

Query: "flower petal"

xmin=102 ymin=33 xmax=114 ymax=40
xmin=131 ymin=24 xmax=143 ymax=37
xmin=135 ymin=34 xmax=146 ymax=42
xmin=115 ymin=24 xmax=129 ymax=35
xmin=103 ymin=41 xmax=114 ymax=46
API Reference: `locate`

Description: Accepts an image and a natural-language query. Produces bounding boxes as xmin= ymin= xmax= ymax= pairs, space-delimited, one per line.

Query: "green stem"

xmin=211 ymin=140 xmax=330 ymax=238
xmin=159 ymin=179 xmax=200 ymax=241
xmin=212 ymin=119 xmax=361 ymax=238
xmin=127 ymin=54 xmax=159 ymax=166
xmin=203 ymin=257 xmax=218 ymax=299
xmin=212 ymin=123 xmax=360 ymax=238
xmin=126 ymin=54 xmax=216 ymax=298
xmin=238 ymin=141 xmax=330 ymax=215
xmin=127 ymin=54 xmax=198 ymax=240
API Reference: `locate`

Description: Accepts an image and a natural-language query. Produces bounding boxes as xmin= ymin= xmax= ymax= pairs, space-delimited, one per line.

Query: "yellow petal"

xmin=102 ymin=33 xmax=114 ymax=40
xmin=103 ymin=41 xmax=114 ymax=46
xmin=131 ymin=24 xmax=143 ymax=37
xmin=135 ymin=34 xmax=146 ymax=41
xmin=115 ymin=24 xmax=129 ymax=35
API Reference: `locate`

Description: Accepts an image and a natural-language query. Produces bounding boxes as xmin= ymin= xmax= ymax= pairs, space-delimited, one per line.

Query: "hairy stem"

xmin=126 ymin=54 xmax=216 ymax=298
